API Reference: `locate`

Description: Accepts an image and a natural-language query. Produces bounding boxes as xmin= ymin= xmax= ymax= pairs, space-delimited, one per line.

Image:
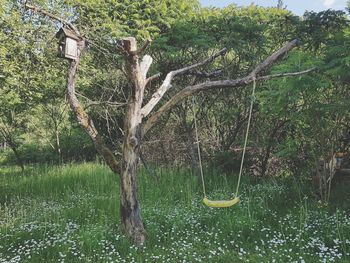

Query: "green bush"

xmin=60 ymin=128 xmax=97 ymax=163
xmin=1 ymin=128 xmax=97 ymax=165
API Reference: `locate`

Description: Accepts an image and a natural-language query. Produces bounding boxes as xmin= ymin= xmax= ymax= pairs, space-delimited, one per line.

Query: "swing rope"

xmin=235 ymin=76 xmax=256 ymax=196
xmin=193 ymin=99 xmax=207 ymax=197
xmin=192 ymin=76 xmax=256 ymax=205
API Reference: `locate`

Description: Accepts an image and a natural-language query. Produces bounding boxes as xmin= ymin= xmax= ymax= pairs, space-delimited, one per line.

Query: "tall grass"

xmin=0 ymin=163 xmax=350 ymax=262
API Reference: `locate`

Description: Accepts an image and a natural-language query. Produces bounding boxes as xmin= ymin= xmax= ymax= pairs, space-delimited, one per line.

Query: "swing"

xmin=193 ymin=77 xmax=256 ymax=208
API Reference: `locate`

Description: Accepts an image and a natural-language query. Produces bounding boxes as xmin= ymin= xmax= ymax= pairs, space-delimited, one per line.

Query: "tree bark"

xmin=119 ymin=37 xmax=146 ymax=246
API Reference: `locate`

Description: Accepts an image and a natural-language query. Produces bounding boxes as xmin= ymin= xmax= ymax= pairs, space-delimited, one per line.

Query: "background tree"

xmin=0 ymin=1 xmax=64 ymax=169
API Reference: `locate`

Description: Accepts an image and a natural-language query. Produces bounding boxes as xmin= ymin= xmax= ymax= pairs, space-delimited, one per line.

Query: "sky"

xmin=200 ymin=0 xmax=349 ymax=15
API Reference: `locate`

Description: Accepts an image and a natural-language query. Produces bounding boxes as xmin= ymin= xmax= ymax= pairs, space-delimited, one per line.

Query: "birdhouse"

xmin=55 ymin=27 xmax=81 ymax=60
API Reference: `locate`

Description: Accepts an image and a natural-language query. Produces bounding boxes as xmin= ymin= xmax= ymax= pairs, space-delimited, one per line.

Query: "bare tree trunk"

xmin=66 ymin=49 xmax=146 ymax=244
xmin=120 ymin=101 xmax=145 ymax=245
xmin=55 ymin=129 xmax=61 ymax=161
xmin=120 ymin=37 xmax=146 ymax=245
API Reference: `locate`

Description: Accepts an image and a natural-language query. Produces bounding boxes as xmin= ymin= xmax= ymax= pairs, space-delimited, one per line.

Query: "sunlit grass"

xmin=0 ymin=163 xmax=350 ymax=262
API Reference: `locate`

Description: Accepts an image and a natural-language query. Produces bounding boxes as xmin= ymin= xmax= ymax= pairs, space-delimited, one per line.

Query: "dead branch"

xmin=76 ymin=92 xmax=127 ymax=109
xmin=141 ymin=48 xmax=227 ymax=118
xmin=249 ymin=39 xmax=300 ymax=77
xmin=191 ymin=69 xmax=224 ymax=78
xmin=145 ymin=73 xmax=161 ymax=86
xmin=140 ymin=55 xmax=153 ymax=80
xmin=25 ymin=3 xmax=80 ymax=35
xmin=131 ymin=39 xmax=152 ymax=55
xmin=256 ymin=67 xmax=316 ymax=81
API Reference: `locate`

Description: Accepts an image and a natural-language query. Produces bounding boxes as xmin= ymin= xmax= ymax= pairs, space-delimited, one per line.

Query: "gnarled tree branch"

xmin=142 ymin=40 xmax=313 ymax=135
xmin=75 ymin=92 xmax=127 ymax=109
xmin=25 ymin=3 xmax=80 ymax=35
xmin=66 ymin=44 xmax=119 ymax=174
xmin=145 ymin=73 xmax=161 ymax=86
xmin=249 ymin=39 xmax=300 ymax=76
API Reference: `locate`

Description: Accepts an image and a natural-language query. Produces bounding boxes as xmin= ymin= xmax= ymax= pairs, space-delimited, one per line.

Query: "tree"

xmin=0 ymin=0 xmax=66 ymax=169
xmin=27 ymin=100 xmax=69 ymax=162
xmin=25 ymin=3 xmax=315 ymax=245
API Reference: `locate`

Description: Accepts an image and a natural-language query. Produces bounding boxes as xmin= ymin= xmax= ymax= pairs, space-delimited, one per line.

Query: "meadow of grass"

xmin=0 ymin=163 xmax=350 ymax=262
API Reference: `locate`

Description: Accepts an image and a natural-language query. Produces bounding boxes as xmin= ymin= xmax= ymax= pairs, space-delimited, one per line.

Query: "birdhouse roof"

xmin=55 ymin=27 xmax=81 ymax=41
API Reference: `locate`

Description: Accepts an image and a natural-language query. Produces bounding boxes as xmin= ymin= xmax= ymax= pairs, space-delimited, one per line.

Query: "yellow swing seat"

xmin=203 ymin=197 xmax=240 ymax=208
xmin=194 ymin=78 xmax=256 ymax=208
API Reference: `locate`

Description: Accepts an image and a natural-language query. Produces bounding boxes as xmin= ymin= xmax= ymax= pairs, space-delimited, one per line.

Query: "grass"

xmin=0 ymin=163 xmax=350 ymax=262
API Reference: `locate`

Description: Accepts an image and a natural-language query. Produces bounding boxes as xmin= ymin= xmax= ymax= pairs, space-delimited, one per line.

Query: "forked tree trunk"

xmin=65 ymin=38 xmax=146 ymax=245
